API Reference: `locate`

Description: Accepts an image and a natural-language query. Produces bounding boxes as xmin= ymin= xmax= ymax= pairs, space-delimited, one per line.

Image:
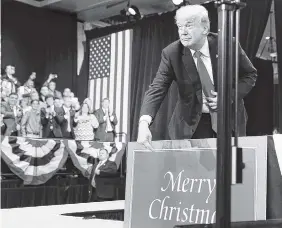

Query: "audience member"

xmin=20 ymin=94 xmax=32 ymax=115
xmin=18 ymin=72 xmax=37 ymax=99
xmin=71 ymin=97 xmax=80 ymax=111
xmin=90 ymin=148 xmax=117 ymax=187
xmin=40 ymin=94 xmax=63 ymax=138
xmin=61 ymin=96 xmax=75 ymax=139
xmin=54 ymin=97 xmax=63 ymax=108
xmin=70 ymin=92 xmax=75 ymax=98
xmin=94 ymin=98 xmax=118 ymax=142
xmin=43 ymin=74 xmax=62 ymax=99
xmin=1 ymin=114 xmax=6 ymax=135
xmin=63 ymin=88 xmax=71 ymax=97
xmin=30 ymin=91 xmax=40 ymax=101
xmin=273 ymin=128 xmax=280 ymax=135
xmin=1 ymin=91 xmax=8 ymax=102
xmin=95 ymin=148 xmax=117 ymax=175
xmin=1 ymin=65 xmax=21 ymax=96
xmin=73 ymin=99 xmax=99 ymax=140
xmin=21 ymin=100 xmax=41 ymax=138
xmin=1 ymin=93 xmax=22 ymax=136
xmin=40 ymin=86 xmax=49 ymax=103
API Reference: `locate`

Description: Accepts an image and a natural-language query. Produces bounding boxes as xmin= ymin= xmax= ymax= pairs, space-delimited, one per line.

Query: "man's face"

xmin=31 ymin=101 xmax=39 ymax=110
xmin=6 ymin=66 xmax=15 ymax=75
xmin=102 ymin=100 xmax=110 ymax=109
xmin=31 ymin=92 xmax=39 ymax=101
xmin=49 ymin=82 xmax=56 ymax=91
xmin=21 ymin=98 xmax=29 ymax=107
xmin=8 ymin=95 xmax=18 ymax=106
xmin=63 ymin=89 xmax=71 ymax=97
xmin=54 ymin=99 xmax=62 ymax=108
xmin=26 ymin=80 xmax=34 ymax=88
xmin=98 ymin=149 xmax=109 ymax=161
xmin=41 ymin=87 xmax=49 ymax=96
xmin=46 ymin=97 xmax=54 ymax=106
xmin=176 ymin=16 xmax=206 ymax=49
xmin=63 ymin=97 xmax=72 ymax=108
xmin=30 ymin=72 xmax=36 ymax=80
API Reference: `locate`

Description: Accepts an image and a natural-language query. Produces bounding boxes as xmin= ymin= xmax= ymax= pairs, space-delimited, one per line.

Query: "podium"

xmin=124 ymin=136 xmax=271 ymax=228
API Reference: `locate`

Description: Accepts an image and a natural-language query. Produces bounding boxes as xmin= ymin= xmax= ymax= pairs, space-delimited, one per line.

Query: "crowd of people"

xmin=0 ymin=65 xmax=118 ymax=141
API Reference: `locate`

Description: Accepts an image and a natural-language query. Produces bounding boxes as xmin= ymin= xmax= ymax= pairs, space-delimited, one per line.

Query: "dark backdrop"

xmin=274 ymin=0 xmax=282 ymax=133
xmin=1 ymin=0 xmax=77 ymax=93
xmin=244 ymin=58 xmax=274 ymax=136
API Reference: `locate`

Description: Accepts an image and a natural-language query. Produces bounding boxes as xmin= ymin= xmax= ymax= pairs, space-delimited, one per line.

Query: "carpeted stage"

xmin=2 ymin=200 xmax=282 ymax=228
xmin=1 ymin=200 xmax=124 ymax=228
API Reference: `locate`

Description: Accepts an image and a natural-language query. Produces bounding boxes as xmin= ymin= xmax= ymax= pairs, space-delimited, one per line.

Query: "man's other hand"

xmin=137 ymin=121 xmax=154 ymax=151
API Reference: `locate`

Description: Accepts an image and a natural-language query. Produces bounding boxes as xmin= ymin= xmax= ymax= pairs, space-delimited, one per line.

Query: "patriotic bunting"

xmin=1 ymin=136 xmax=126 ymax=185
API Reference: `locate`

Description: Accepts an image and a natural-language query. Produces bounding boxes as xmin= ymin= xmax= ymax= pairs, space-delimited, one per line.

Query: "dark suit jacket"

xmin=94 ymin=108 xmax=118 ymax=141
xmin=1 ymin=123 xmax=7 ymax=135
xmin=0 ymin=102 xmax=21 ymax=136
xmin=40 ymin=106 xmax=64 ymax=138
xmin=92 ymin=159 xmax=118 ymax=176
xmin=140 ymin=33 xmax=257 ymax=139
xmin=60 ymin=107 xmax=75 ymax=138
xmin=92 ymin=160 xmax=118 ymax=199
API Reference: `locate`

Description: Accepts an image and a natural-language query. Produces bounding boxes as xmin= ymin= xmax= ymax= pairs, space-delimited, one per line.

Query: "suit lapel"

xmin=181 ymin=45 xmax=202 ymax=103
xmin=208 ymin=34 xmax=218 ymax=91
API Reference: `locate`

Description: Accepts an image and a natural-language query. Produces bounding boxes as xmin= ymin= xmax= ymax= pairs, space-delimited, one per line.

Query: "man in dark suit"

xmin=1 ymin=93 xmax=22 ymax=136
xmin=94 ymin=98 xmax=118 ymax=142
xmin=40 ymin=94 xmax=64 ymax=138
xmin=89 ymin=148 xmax=118 ymax=201
xmin=60 ymin=96 xmax=75 ymax=139
xmin=137 ymin=5 xmax=257 ymax=148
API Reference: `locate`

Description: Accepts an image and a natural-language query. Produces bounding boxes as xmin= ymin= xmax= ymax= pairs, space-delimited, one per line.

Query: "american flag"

xmin=88 ymin=30 xmax=132 ymax=142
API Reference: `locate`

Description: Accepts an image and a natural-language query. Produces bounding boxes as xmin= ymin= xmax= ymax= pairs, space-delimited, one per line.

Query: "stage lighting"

xmin=172 ymin=0 xmax=184 ymax=5
xmin=128 ymin=5 xmax=138 ymax=15
xmin=120 ymin=4 xmax=141 ymax=20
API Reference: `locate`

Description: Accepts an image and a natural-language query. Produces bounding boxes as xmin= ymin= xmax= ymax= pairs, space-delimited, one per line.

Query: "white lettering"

xmin=148 ymin=199 xmax=161 ymax=219
xmin=206 ymin=179 xmax=216 ymax=203
xmin=161 ymin=170 xmax=184 ymax=192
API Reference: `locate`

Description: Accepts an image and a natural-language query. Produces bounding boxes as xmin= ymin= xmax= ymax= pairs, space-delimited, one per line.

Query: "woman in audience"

xmin=19 ymin=94 xmax=32 ymax=115
xmin=73 ymin=99 xmax=99 ymax=140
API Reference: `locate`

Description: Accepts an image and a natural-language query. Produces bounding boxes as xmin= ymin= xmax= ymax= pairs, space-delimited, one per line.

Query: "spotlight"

xmin=128 ymin=5 xmax=138 ymax=15
xmin=120 ymin=4 xmax=141 ymax=20
xmin=172 ymin=0 xmax=184 ymax=6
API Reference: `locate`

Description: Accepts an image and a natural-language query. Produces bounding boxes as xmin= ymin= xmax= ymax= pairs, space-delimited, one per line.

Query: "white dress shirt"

xmin=140 ymin=38 xmax=214 ymax=124
xmin=63 ymin=106 xmax=71 ymax=132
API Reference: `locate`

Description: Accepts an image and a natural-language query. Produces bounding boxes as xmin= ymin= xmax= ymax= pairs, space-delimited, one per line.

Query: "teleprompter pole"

xmin=215 ymin=1 xmax=246 ymax=228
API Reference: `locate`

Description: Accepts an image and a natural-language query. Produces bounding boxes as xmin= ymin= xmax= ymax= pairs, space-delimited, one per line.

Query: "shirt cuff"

xmin=139 ymin=115 xmax=152 ymax=125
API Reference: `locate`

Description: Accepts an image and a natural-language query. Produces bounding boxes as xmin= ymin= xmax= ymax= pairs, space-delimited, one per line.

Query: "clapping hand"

xmin=95 ymin=169 xmax=100 ymax=175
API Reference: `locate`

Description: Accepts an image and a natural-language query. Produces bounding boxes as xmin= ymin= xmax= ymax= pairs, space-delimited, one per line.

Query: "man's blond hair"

xmin=175 ymin=5 xmax=210 ymax=31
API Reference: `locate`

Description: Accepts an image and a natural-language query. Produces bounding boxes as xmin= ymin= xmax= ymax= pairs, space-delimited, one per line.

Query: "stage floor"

xmin=1 ymin=200 xmax=125 ymax=228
